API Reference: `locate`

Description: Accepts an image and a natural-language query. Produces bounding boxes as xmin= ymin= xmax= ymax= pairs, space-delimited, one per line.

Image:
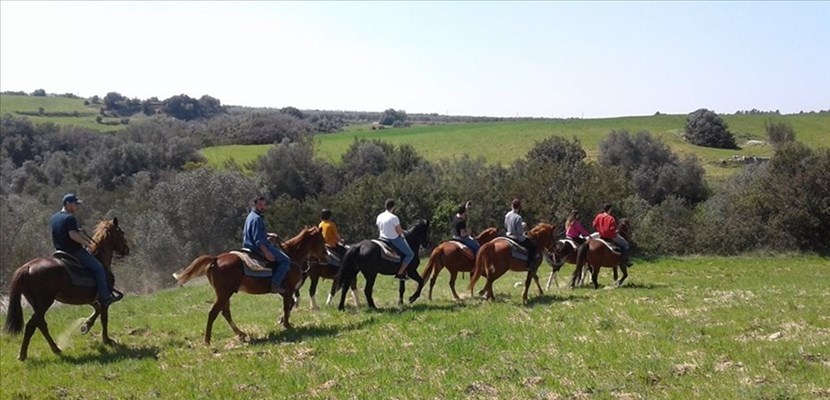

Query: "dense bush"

xmin=765 ymin=120 xmax=796 ymax=147
xmin=684 ymin=108 xmax=738 ymax=149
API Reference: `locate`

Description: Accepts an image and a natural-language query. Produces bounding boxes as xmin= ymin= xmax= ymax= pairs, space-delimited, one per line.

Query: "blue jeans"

xmin=72 ymin=249 xmax=111 ymax=301
xmin=386 ymin=236 xmax=414 ymax=266
xmin=457 ymin=236 xmax=480 ymax=255
xmin=265 ymin=243 xmax=290 ymax=287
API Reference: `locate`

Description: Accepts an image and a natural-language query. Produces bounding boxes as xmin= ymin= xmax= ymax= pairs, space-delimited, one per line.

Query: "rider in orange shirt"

xmin=319 ymin=209 xmax=346 ymax=260
xmin=593 ymin=203 xmax=632 ymax=268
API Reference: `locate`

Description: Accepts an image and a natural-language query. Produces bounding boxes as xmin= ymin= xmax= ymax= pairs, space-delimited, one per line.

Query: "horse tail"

xmin=469 ymin=243 xmax=489 ymax=293
xmin=421 ymin=246 xmax=442 ymax=280
xmin=337 ymin=245 xmax=360 ymax=291
xmin=173 ymin=255 xmax=215 ymax=286
xmin=573 ymin=242 xmax=590 ymax=282
xmin=3 ymin=266 xmax=27 ymax=335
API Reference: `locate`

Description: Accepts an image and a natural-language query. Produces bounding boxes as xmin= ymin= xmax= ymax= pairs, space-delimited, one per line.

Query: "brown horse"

xmin=3 ymin=218 xmax=130 ymax=361
xmin=571 ymin=219 xmax=632 ymax=289
xmin=421 ymin=227 xmax=498 ymax=301
xmin=468 ymin=223 xmax=557 ymax=303
xmin=173 ymin=226 xmax=326 ymax=345
xmin=300 ymin=248 xmax=360 ymax=310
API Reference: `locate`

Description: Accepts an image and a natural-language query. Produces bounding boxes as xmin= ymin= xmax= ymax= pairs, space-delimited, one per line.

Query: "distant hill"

xmin=202 ymin=112 xmax=830 ymax=181
xmin=0 ymin=94 xmax=138 ymax=132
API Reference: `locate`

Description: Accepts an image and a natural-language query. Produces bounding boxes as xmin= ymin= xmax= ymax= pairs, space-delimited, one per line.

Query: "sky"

xmin=1 ymin=1 xmax=828 ymax=118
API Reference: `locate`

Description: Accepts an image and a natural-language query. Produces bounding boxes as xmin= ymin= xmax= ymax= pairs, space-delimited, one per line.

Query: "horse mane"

xmin=527 ymin=222 xmax=554 ymax=238
xmin=283 ymin=226 xmax=320 ymax=252
xmin=89 ymin=219 xmax=115 ymax=253
xmin=405 ymin=219 xmax=428 ymax=235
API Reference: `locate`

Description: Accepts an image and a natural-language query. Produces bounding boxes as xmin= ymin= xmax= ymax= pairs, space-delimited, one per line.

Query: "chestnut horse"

xmin=469 ymin=223 xmax=557 ymax=303
xmin=3 ymin=218 xmax=130 ymax=361
xmin=173 ymin=226 xmax=326 ymax=345
xmin=421 ymin=227 xmax=498 ymax=301
xmin=572 ymin=219 xmax=632 ymax=289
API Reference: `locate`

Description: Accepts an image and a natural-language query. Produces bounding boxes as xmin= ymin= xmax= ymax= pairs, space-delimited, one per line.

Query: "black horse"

xmin=336 ymin=220 xmax=430 ymax=310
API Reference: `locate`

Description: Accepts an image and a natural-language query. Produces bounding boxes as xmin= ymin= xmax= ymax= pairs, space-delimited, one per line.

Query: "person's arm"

xmin=577 ymin=221 xmax=590 ymax=237
xmin=395 ymin=224 xmax=404 ymax=236
xmin=252 ymin=218 xmax=275 ymax=261
xmin=68 ymin=230 xmax=92 ymax=247
xmin=332 ymin=223 xmax=342 ymax=243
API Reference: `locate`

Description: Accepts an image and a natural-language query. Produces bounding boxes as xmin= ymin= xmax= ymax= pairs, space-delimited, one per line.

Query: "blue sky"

xmin=1 ymin=1 xmax=828 ymax=118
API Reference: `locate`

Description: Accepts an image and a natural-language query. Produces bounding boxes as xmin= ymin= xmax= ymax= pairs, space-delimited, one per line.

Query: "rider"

xmin=319 ymin=208 xmax=346 ymax=259
xmin=564 ymin=209 xmax=590 ymax=246
xmin=243 ymin=196 xmax=290 ymax=294
xmin=50 ymin=193 xmax=118 ymax=307
xmin=505 ymin=198 xmax=537 ymax=273
xmin=452 ymin=201 xmax=480 ymax=256
xmin=376 ymin=198 xmax=414 ymax=280
xmin=592 ymin=203 xmax=632 ymax=267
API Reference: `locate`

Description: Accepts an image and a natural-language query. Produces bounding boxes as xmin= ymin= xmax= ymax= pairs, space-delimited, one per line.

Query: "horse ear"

xmin=113 ymin=217 xmax=119 ymax=227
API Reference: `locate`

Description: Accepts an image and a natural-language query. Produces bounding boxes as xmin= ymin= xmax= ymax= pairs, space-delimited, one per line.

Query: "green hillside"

xmin=0 ymin=94 xmax=129 ymax=132
xmin=1 ymin=256 xmax=828 ymax=398
xmin=203 ymin=113 xmax=830 ymax=179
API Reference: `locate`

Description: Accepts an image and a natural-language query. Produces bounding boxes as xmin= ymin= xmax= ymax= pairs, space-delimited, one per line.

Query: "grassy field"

xmin=0 ymin=94 xmax=129 ymax=132
xmin=204 ymin=113 xmax=830 ymax=180
xmin=2 ymin=256 xmax=828 ymax=399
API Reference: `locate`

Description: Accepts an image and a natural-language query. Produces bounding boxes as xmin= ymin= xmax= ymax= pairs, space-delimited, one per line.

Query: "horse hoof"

xmin=104 ymin=339 xmax=116 ymax=346
xmin=17 ymin=354 xmax=27 ymax=362
xmin=80 ymin=324 xmax=90 ymax=334
xmin=52 ymin=347 xmax=63 ymax=355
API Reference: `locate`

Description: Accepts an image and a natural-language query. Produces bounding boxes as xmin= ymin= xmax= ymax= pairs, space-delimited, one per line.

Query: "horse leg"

xmin=100 ymin=306 xmax=116 ymax=346
xmin=363 ymin=273 xmax=378 ymax=310
xmin=278 ymin=291 xmax=295 ymax=329
xmin=545 ymin=269 xmax=558 ymax=291
xmin=613 ymin=265 xmax=619 ymax=282
xmin=398 ymin=278 xmax=405 ymax=306
xmin=221 ymin=300 xmax=247 ymax=341
xmin=427 ymin=264 xmax=443 ymax=301
xmin=448 ymin=270 xmax=462 ymax=301
xmin=308 ymin=274 xmax=320 ymax=311
xmin=533 ymin=273 xmax=544 ymax=296
xmin=350 ymin=280 xmax=360 ymax=307
xmin=483 ymin=268 xmax=508 ymax=301
xmin=32 ymin=302 xmax=62 ymax=356
xmin=408 ymin=266 xmax=426 ymax=304
xmin=616 ymin=264 xmax=629 ymax=287
xmin=204 ymin=296 xmax=226 ymax=345
xmin=591 ymin=265 xmax=600 ymax=290
xmin=326 ymin=279 xmax=337 ymax=306
xmin=80 ymin=305 xmax=101 ymax=334
xmin=522 ymin=271 xmax=535 ymax=304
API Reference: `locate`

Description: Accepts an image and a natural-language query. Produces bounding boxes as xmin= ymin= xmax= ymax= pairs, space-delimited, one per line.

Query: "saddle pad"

xmin=496 ymin=237 xmax=541 ymax=262
xmin=370 ymin=239 xmax=402 ymax=263
xmin=559 ymin=239 xmax=579 ymax=251
xmin=53 ymin=252 xmax=96 ymax=287
xmin=230 ymin=251 xmax=273 ymax=278
xmin=592 ymin=238 xmax=621 ymax=254
xmin=326 ymin=248 xmax=342 ymax=267
xmin=449 ymin=240 xmax=475 ymax=260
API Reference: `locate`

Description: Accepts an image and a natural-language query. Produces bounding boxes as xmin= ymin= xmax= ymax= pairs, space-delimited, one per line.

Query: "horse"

xmin=3 ymin=218 xmax=130 ymax=361
xmin=571 ymin=219 xmax=632 ymax=289
xmin=336 ymin=220 xmax=430 ymax=311
xmin=544 ymin=237 xmax=588 ymax=290
xmin=468 ymin=223 xmax=557 ymax=304
xmin=300 ymin=247 xmax=360 ymax=310
xmin=421 ymin=227 xmax=498 ymax=301
xmin=173 ymin=226 xmax=326 ymax=345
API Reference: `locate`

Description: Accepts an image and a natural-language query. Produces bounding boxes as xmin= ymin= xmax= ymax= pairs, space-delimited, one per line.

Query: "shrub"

xmin=765 ymin=120 xmax=796 ymax=146
xmin=684 ymin=108 xmax=738 ymax=149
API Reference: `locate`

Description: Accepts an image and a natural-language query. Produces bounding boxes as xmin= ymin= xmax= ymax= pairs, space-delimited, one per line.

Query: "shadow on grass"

xmin=42 ymin=342 xmax=160 ymax=365
xmin=250 ymin=317 xmax=376 ymax=345
xmin=526 ymin=293 xmax=589 ymax=307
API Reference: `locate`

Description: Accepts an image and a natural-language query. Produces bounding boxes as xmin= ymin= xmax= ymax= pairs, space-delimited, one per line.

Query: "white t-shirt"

xmin=376 ymin=210 xmax=400 ymax=239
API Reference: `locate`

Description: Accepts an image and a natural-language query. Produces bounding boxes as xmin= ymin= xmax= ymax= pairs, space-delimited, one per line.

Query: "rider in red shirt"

xmin=592 ymin=203 xmax=632 ymax=268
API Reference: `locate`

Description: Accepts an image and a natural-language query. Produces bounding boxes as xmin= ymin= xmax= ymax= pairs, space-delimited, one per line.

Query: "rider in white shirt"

xmin=376 ymin=198 xmax=414 ymax=280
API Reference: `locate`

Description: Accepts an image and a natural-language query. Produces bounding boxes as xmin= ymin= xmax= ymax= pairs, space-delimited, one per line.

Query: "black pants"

xmin=519 ymin=238 xmax=537 ymax=271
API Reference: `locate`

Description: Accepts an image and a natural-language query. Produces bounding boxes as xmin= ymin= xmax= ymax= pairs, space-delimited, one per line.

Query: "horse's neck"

xmin=284 ymin=233 xmax=309 ymax=260
xmin=91 ymin=245 xmax=113 ymax=269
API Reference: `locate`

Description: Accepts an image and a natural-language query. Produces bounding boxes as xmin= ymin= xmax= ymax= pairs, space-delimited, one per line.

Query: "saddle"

xmin=370 ymin=239 xmax=402 ymax=263
xmin=231 ymin=249 xmax=274 ymax=278
xmin=53 ymin=251 xmax=96 ymax=287
xmin=497 ymin=237 xmax=541 ymax=262
xmin=559 ymin=238 xmax=579 ymax=251
xmin=591 ymin=238 xmax=622 ymax=254
xmin=449 ymin=239 xmax=475 ymax=260
xmin=325 ymin=246 xmax=345 ymax=267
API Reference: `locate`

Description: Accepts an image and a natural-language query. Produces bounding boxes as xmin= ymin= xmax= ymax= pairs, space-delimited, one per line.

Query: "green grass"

xmin=2 ymin=256 xmax=829 ymax=399
xmin=0 ymin=94 xmax=129 ymax=132
xmin=204 ymin=113 xmax=830 ymax=181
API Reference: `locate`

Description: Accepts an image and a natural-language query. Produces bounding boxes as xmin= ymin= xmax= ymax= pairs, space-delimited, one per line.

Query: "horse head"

xmin=407 ymin=219 xmax=431 ymax=250
xmin=91 ymin=217 xmax=130 ymax=259
xmin=528 ymin=222 xmax=557 ymax=253
xmin=285 ymin=226 xmax=327 ymax=264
